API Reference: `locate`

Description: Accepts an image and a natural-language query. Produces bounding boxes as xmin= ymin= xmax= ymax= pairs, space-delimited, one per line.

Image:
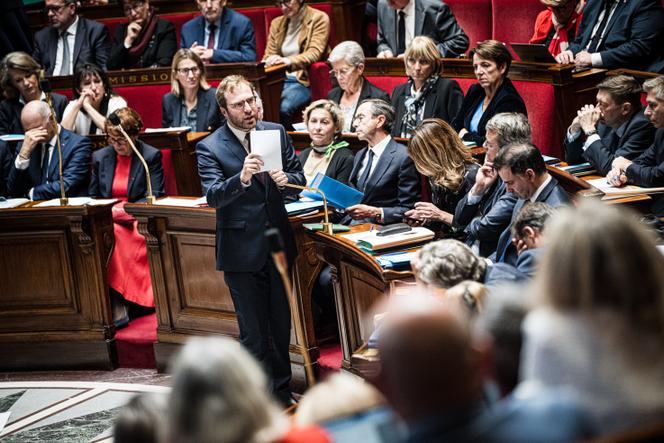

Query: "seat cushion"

xmin=511 ymin=80 xmax=560 ymax=157
xmin=447 ymin=0 xmax=492 ymax=49
xmin=238 ymin=7 xmax=267 ymax=61
xmin=491 ymin=0 xmax=545 ymax=44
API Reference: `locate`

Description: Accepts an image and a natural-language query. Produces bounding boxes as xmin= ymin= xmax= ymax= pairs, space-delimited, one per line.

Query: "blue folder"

xmin=302 ymin=172 xmax=364 ymax=209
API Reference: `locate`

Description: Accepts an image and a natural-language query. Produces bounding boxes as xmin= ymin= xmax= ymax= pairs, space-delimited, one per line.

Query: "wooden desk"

xmin=0 ymin=202 xmax=116 ymax=370
xmin=124 ymin=200 xmax=324 ymax=391
xmin=307 ymin=224 xmax=414 ymax=377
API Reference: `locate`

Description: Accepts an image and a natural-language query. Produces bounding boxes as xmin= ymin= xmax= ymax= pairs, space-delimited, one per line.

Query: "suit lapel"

xmin=602 ymin=1 xmax=626 ymax=37
xmin=72 ymin=19 xmax=84 ymax=68
xmin=198 ymin=16 xmax=206 ymax=47
xmin=47 ymin=132 xmax=66 ymax=181
xmin=582 ymin=0 xmax=604 ymax=47
xmin=535 ymin=179 xmax=556 ymax=203
xmin=197 ymin=89 xmax=210 ymax=132
xmin=127 ymin=147 xmax=144 ymax=201
xmin=48 ymin=28 xmax=58 ymax=73
xmin=349 ymin=148 xmax=367 ymax=187
xmin=414 ymin=1 xmax=425 ymax=36
xmin=100 ymin=150 xmax=116 ymax=197
xmin=364 ymin=140 xmax=395 ymax=198
xmin=219 ymin=124 xmax=247 ymax=164
xmin=218 ymin=10 xmax=232 ymax=49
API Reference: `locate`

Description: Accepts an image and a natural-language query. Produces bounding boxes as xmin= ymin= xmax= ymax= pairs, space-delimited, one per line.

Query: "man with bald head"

xmin=7 ymin=100 xmax=91 ymax=200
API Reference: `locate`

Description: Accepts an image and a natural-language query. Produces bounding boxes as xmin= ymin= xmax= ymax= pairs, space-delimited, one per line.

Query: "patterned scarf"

xmin=311 ymin=139 xmax=349 ymax=158
xmin=401 ymin=74 xmax=439 ymax=138
xmin=549 ymin=0 xmax=585 ymax=55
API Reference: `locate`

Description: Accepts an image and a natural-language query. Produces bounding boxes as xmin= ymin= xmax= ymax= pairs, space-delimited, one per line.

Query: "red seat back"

xmin=238 ymin=7 xmax=267 ymax=61
xmin=365 ymin=76 xmax=408 ymax=97
xmin=511 ymin=80 xmax=560 ymax=157
xmin=160 ymin=148 xmax=178 ymax=196
xmin=114 ymin=84 xmax=172 ymax=129
xmin=491 ymin=0 xmax=544 ymax=44
xmin=447 ymin=0 xmax=492 ymax=49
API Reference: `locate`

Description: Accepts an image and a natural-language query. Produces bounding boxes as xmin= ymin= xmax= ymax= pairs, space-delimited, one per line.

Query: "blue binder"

xmin=302 ymin=172 xmax=364 ymax=209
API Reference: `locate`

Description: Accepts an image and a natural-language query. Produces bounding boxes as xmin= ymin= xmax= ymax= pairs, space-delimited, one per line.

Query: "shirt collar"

xmin=64 ymin=15 xmax=78 ymax=36
xmin=401 ymin=0 xmax=415 ymax=16
xmin=208 ymin=13 xmax=222 ymax=30
xmin=227 ymin=121 xmax=253 ymax=144
xmin=530 ymin=173 xmax=552 ymax=202
xmin=20 ymin=91 xmax=47 ymax=106
xmin=615 ymin=115 xmax=631 ymax=138
xmin=368 ymin=134 xmax=391 ymax=159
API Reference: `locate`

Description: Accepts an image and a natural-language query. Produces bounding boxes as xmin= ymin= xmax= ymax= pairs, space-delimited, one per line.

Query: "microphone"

xmin=39 ymin=77 xmax=67 ymax=206
xmin=265 ymin=228 xmax=316 ymax=387
xmin=108 ymin=113 xmax=156 ymax=204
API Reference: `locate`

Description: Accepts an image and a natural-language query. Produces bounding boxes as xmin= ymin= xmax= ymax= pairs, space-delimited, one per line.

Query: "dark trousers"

xmin=224 ymin=259 xmax=292 ymax=403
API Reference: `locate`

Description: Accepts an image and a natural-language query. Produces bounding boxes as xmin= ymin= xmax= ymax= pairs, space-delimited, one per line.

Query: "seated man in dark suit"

xmin=345 ymin=98 xmax=420 ymax=224
xmin=555 ymin=0 xmax=664 ymax=72
xmin=608 ymin=76 xmax=664 ymax=216
xmin=180 ymin=0 xmax=256 ymax=63
xmin=7 ymin=100 xmax=91 ymax=200
xmin=565 ymin=75 xmax=655 ymax=175
xmin=0 ymin=140 xmax=12 ymax=197
xmin=454 ymin=113 xmax=529 ymax=257
xmin=33 ymin=0 xmax=110 ymax=76
xmin=376 ymin=0 xmax=468 ymax=58
xmin=492 ymin=142 xmax=569 ymax=266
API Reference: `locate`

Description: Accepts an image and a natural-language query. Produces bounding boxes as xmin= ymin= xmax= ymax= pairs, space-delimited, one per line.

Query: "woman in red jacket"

xmin=530 ymin=0 xmax=585 ymax=57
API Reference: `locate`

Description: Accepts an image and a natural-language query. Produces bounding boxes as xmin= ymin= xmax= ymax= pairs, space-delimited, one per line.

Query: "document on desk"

xmin=0 ymin=198 xmax=29 ymax=209
xmin=302 ymin=172 xmax=364 ymax=209
xmin=586 ymin=178 xmax=664 ymax=198
xmin=0 ymin=411 xmax=10 ymax=433
xmin=155 ymin=196 xmax=207 ymax=207
xmin=343 ymin=227 xmax=434 ymax=252
xmin=251 ymin=130 xmax=282 ymax=172
xmin=34 ymin=197 xmax=118 ymax=207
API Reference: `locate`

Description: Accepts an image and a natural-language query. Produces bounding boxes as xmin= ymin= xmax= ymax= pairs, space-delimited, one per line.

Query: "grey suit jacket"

xmin=33 ymin=16 xmax=110 ymax=75
xmin=376 ymin=0 xmax=468 ymax=57
xmin=161 ymin=88 xmax=223 ymax=132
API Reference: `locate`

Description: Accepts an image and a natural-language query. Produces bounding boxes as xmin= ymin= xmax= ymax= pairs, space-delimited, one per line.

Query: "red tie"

xmin=207 ymin=24 xmax=216 ymax=50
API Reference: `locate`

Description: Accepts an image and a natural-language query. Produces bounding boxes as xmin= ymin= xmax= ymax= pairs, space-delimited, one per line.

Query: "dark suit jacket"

xmin=33 ymin=16 xmax=110 ymax=75
xmin=180 ymin=10 xmax=256 ymax=63
xmin=494 ymin=177 xmax=569 ymax=266
xmin=391 ymin=76 xmax=463 ymax=137
xmin=565 ymin=110 xmax=655 ymax=175
xmin=161 ymin=88 xmax=223 ymax=132
xmin=0 ymin=140 xmax=12 ymax=197
xmin=453 ymin=79 xmax=527 ymax=147
xmin=196 ymin=121 xmax=305 ymax=272
xmin=108 ymin=18 xmax=177 ymax=69
xmin=625 ymin=129 xmax=664 ymax=215
xmin=454 ymin=179 xmax=518 ymax=258
xmin=568 ymin=0 xmax=664 ymax=72
xmin=328 ymin=78 xmax=390 ymax=132
xmin=485 ymin=248 xmax=541 ymax=285
xmin=7 ymin=128 xmax=91 ymax=200
xmin=298 ymin=146 xmax=355 ymax=185
xmin=89 ymin=142 xmax=165 ymax=202
xmin=0 ymin=94 xmax=68 ymax=136
xmin=377 ymin=0 xmax=469 ymax=57
xmin=348 ymin=137 xmax=421 ymax=224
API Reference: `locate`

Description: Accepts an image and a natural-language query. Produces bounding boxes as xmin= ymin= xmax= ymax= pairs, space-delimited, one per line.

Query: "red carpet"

xmin=115 ymin=313 xmax=157 ymax=369
xmin=318 ymin=343 xmax=342 ymax=379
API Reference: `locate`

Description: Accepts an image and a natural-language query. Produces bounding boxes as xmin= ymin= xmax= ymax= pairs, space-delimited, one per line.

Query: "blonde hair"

xmin=302 ymin=99 xmax=345 ymax=135
xmin=170 ymin=49 xmax=210 ymax=97
xmin=407 ymin=118 xmax=475 ymax=190
xmin=404 ymin=36 xmax=441 ymax=76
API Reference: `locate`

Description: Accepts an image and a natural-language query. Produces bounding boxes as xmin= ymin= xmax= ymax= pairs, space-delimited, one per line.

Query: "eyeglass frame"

xmin=226 ymin=95 xmax=258 ymax=111
xmin=329 ymin=65 xmax=358 ymax=79
xmin=123 ymin=1 xmax=147 ymax=14
xmin=45 ymin=3 xmax=70 ymax=14
xmin=176 ymin=66 xmax=201 ymax=76
xmin=275 ymin=0 xmax=296 ymax=7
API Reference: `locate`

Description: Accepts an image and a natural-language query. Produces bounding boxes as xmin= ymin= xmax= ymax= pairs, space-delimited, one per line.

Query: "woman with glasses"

xmin=162 ymin=49 xmax=222 ymax=132
xmin=89 ymin=107 xmax=164 ymax=327
xmin=263 ymin=0 xmax=330 ymax=129
xmin=61 ymin=64 xmax=127 ymax=135
xmin=108 ymin=0 xmax=177 ymax=70
xmin=391 ymin=36 xmax=463 ymax=139
xmin=327 ymin=41 xmax=389 ymax=132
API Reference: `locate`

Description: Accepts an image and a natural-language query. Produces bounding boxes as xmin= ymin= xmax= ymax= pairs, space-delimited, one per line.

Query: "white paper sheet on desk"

xmin=0 ymin=411 xmax=10 ymax=432
xmin=34 ymin=197 xmax=117 ymax=207
xmin=0 ymin=198 xmax=29 ymax=209
xmin=251 ymin=130 xmax=282 ymax=172
xmin=155 ymin=196 xmax=207 ymax=207
xmin=144 ymin=126 xmax=191 ymax=133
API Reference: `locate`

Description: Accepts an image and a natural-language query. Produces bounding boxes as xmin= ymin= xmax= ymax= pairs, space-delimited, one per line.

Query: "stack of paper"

xmin=285 ymin=200 xmax=324 ymax=216
xmin=343 ymin=227 xmax=434 ymax=253
xmin=34 ymin=197 xmax=117 ymax=207
xmin=0 ymin=198 xmax=29 ymax=209
xmin=375 ymin=251 xmax=416 ymax=269
xmin=155 ymin=196 xmax=207 ymax=207
xmin=586 ymin=178 xmax=664 ymax=199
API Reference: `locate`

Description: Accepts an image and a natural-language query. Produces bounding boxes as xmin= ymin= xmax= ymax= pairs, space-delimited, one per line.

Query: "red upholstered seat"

xmin=160 ymin=148 xmax=178 ymax=196
xmin=447 ymin=0 xmax=492 ymax=49
xmin=114 ymin=84 xmax=171 ymax=128
xmin=98 ymin=16 xmax=126 ymax=42
xmin=511 ymin=80 xmax=561 ymax=157
xmin=309 ymin=62 xmax=332 ymax=101
xmin=365 ymin=76 xmax=408 ymax=97
xmin=491 ymin=0 xmax=545 ymax=44
xmin=238 ymin=7 xmax=267 ymax=61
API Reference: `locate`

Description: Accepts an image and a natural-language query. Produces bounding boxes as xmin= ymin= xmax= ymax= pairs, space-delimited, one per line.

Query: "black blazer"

xmin=452 ymin=78 xmax=527 ymax=146
xmin=89 ymin=142 xmax=165 ymax=202
xmin=391 ymin=76 xmax=463 ymax=137
xmin=565 ymin=110 xmax=655 ymax=175
xmin=568 ymin=0 xmax=664 ymax=72
xmin=328 ymin=78 xmax=390 ymax=132
xmin=108 ymin=18 xmax=177 ymax=69
xmin=348 ymin=137 xmax=421 ymax=224
xmin=33 ymin=16 xmax=110 ymax=75
xmin=0 ymin=140 xmax=12 ymax=197
xmin=0 ymin=94 xmax=68 ymax=135
xmin=626 ymin=129 xmax=664 ymax=216
xmin=298 ymin=146 xmax=355 ymax=185
xmin=161 ymin=88 xmax=223 ymax=132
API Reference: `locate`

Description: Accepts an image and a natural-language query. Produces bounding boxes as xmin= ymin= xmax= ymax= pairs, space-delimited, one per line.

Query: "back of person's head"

xmin=106 ymin=107 xmax=143 ymax=137
xmin=484 ymin=113 xmax=532 ymax=150
xmin=295 ymin=372 xmax=386 ymax=426
xmin=472 ymin=284 xmax=528 ymax=397
xmin=471 ymin=40 xmax=512 ymax=76
xmin=536 ymin=200 xmax=664 ymax=336
xmin=414 ymin=239 xmax=487 ymax=288
xmin=113 ymin=393 xmax=167 ymax=443
xmin=511 ymin=201 xmax=555 ymax=241
xmin=408 ymin=118 xmax=475 ymax=191
xmin=358 ymin=98 xmax=394 ymax=134
xmin=643 ymin=75 xmax=664 ymax=102
xmin=493 ymin=142 xmax=546 ymax=176
xmin=378 ymin=294 xmax=482 ymax=422
xmin=596 ymin=75 xmax=643 ymax=110
xmin=168 ymin=336 xmax=286 ymax=443
xmin=0 ymin=51 xmax=41 ymax=100
xmin=403 ymin=36 xmax=441 ymax=75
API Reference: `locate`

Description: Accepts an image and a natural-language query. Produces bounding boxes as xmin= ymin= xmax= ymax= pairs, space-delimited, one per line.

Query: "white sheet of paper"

xmin=0 ymin=412 xmax=11 ymax=432
xmin=251 ymin=130 xmax=282 ymax=172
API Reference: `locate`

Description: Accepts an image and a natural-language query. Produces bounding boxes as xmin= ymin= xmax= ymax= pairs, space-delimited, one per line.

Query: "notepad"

xmin=285 ymin=200 xmax=324 ymax=215
xmin=302 ymin=172 xmax=364 ymax=209
xmin=343 ymin=227 xmax=434 ymax=252
xmin=586 ymin=178 xmax=664 ymax=197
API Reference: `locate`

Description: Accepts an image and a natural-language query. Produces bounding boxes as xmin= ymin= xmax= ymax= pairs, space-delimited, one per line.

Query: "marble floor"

xmin=0 ymin=370 xmax=170 ymax=442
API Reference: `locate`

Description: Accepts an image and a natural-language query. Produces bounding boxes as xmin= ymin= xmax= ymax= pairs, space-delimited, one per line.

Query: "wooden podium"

xmin=0 ymin=202 xmax=117 ymax=370
xmin=125 ymin=201 xmax=323 ymax=391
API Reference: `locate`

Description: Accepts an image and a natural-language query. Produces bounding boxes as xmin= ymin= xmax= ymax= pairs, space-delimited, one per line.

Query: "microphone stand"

xmin=108 ymin=114 xmax=156 ymax=204
xmin=283 ymin=183 xmax=334 ymax=235
xmin=39 ymin=79 xmax=67 ymax=206
xmin=266 ymin=228 xmax=316 ymax=388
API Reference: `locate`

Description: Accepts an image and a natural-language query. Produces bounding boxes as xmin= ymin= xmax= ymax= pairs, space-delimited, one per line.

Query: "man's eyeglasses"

xmin=45 ymin=3 xmax=67 ymax=14
xmin=177 ymin=66 xmax=201 ymax=76
xmin=275 ymin=0 xmax=295 ymax=7
xmin=329 ymin=66 xmax=355 ymax=78
xmin=123 ymin=1 xmax=146 ymax=14
xmin=109 ymin=137 xmax=129 ymax=146
xmin=227 ymin=96 xmax=257 ymax=110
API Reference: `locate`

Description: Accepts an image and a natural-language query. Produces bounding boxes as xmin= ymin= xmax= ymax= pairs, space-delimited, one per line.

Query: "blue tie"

xmin=356 ymin=149 xmax=375 ymax=192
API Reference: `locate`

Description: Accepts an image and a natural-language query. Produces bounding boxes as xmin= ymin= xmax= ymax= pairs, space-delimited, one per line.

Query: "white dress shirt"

xmin=529 ymin=174 xmax=552 ymax=202
xmin=53 ymin=16 xmax=78 ymax=76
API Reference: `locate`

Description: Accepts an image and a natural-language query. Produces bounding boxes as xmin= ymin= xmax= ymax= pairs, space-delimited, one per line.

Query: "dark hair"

xmin=105 ymin=107 xmax=143 ymax=137
xmin=493 ymin=142 xmax=546 ymax=175
xmin=511 ymin=202 xmax=555 ymax=239
xmin=470 ymin=40 xmax=513 ymax=76
xmin=0 ymin=52 xmax=41 ymax=100
xmin=359 ymin=98 xmax=395 ymax=134
xmin=72 ymin=63 xmax=112 ymax=99
xmin=596 ymin=75 xmax=643 ymax=110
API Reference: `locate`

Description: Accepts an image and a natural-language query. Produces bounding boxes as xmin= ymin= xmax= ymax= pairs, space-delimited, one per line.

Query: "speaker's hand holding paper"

xmin=250 ymin=130 xmax=283 ymax=172
xmin=241 ymin=153 xmax=264 ymax=184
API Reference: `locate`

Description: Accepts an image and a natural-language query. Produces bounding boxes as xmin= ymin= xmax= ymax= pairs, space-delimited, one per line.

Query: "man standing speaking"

xmin=196 ymin=75 xmax=305 ymax=405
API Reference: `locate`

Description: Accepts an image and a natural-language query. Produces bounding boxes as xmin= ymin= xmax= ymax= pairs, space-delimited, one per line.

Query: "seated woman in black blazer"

xmin=405 ymin=118 xmax=479 ymax=236
xmin=391 ymin=36 xmax=464 ymax=139
xmin=452 ymin=40 xmax=527 ymax=146
xmin=162 ymin=49 xmax=222 ymax=132
xmin=108 ymin=0 xmax=177 ymax=70
xmin=298 ymin=99 xmax=354 ymax=185
xmin=327 ymin=41 xmax=390 ymax=132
